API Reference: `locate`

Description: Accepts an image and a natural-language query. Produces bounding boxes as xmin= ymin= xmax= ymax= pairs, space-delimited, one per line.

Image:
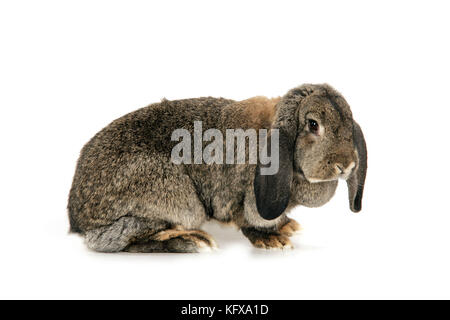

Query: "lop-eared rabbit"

xmin=68 ymin=84 xmax=367 ymax=253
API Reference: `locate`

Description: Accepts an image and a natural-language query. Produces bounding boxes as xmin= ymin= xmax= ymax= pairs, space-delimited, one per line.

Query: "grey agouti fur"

xmin=68 ymin=84 xmax=367 ymax=252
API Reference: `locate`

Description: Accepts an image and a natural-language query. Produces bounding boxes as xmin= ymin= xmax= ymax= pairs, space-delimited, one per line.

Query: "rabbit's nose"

xmin=335 ymin=162 xmax=355 ymax=177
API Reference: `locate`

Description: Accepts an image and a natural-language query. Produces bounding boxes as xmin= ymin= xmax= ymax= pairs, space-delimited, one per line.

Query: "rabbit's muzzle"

xmin=305 ymin=148 xmax=358 ymax=183
xmin=334 ymin=159 xmax=355 ymax=180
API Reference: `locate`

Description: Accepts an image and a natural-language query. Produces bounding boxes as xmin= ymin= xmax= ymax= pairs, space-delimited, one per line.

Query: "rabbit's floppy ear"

xmin=347 ymin=121 xmax=367 ymax=212
xmin=254 ymin=128 xmax=294 ymax=220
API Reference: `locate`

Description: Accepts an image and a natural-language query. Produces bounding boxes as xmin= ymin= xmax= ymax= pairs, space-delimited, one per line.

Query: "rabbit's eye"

xmin=308 ymin=119 xmax=319 ymax=134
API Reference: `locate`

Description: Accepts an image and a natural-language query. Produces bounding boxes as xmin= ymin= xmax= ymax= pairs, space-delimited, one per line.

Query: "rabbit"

xmin=68 ymin=83 xmax=367 ymax=253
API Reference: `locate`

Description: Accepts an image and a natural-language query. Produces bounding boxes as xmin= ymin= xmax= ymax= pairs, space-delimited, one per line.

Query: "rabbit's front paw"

xmin=252 ymin=234 xmax=293 ymax=250
xmin=279 ymin=218 xmax=302 ymax=237
xmin=242 ymin=227 xmax=293 ymax=250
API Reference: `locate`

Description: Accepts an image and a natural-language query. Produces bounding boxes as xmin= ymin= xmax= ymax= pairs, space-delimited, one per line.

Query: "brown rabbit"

xmin=68 ymin=84 xmax=367 ymax=252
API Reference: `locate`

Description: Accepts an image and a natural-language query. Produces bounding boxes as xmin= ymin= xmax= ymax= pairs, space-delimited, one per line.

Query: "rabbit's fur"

xmin=68 ymin=84 xmax=367 ymax=252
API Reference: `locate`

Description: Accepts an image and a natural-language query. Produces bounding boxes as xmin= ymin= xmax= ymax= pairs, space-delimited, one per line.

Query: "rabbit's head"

xmin=254 ymin=84 xmax=367 ymax=220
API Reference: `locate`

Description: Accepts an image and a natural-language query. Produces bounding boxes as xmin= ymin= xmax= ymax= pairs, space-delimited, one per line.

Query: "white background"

xmin=1 ymin=0 xmax=449 ymax=299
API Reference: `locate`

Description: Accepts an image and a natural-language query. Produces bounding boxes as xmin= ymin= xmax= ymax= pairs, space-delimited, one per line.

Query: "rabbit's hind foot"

xmin=84 ymin=216 xmax=166 ymax=253
xmin=242 ymin=228 xmax=293 ymax=250
xmin=125 ymin=227 xmax=218 ymax=253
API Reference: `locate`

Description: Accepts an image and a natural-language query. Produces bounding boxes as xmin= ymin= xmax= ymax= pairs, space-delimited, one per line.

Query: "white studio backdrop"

xmin=0 ymin=0 xmax=449 ymax=299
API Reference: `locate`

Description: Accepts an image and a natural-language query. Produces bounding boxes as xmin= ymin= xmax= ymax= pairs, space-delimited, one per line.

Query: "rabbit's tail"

xmin=68 ymin=215 xmax=82 ymax=234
